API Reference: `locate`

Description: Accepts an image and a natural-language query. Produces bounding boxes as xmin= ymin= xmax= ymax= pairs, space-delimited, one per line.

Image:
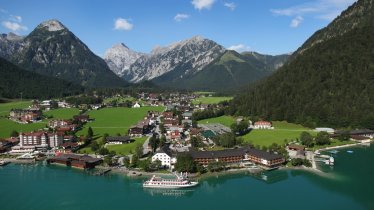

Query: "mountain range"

xmin=0 ymin=20 xmax=288 ymax=91
xmin=231 ymin=0 xmax=374 ymax=129
xmin=104 ymin=36 xmax=288 ymax=91
xmin=0 ymin=20 xmax=125 ymax=87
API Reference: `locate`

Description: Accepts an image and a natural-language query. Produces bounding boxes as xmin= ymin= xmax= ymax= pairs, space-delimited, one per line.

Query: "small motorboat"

xmin=347 ymin=150 xmax=354 ymax=154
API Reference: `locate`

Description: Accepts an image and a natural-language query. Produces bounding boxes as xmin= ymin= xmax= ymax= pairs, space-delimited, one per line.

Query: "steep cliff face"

xmin=1 ymin=19 xmax=125 ymax=87
xmin=124 ymin=36 xmax=225 ymax=83
xmin=104 ymin=43 xmax=143 ymax=77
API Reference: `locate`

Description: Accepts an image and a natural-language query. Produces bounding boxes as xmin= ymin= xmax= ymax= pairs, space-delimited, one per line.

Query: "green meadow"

xmin=106 ymin=136 xmax=147 ymax=155
xmin=242 ymin=121 xmax=316 ymax=147
xmin=103 ymin=96 xmax=136 ymax=104
xmin=77 ymin=106 xmax=165 ymax=138
xmin=192 ymin=96 xmax=233 ymax=105
xmin=44 ymin=108 xmax=80 ymax=119
xmin=0 ymin=101 xmax=80 ymax=138
xmin=198 ymin=115 xmax=235 ymax=127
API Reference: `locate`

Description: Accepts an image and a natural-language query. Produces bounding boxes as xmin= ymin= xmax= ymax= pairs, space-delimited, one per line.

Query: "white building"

xmin=133 ymin=102 xmax=141 ymax=108
xmin=253 ymin=121 xmax=273 ymax=129
xmin=152 ymin=147 xmax=173 ymax=168
xmin=314 ymin=128 xmax=335 ymax=134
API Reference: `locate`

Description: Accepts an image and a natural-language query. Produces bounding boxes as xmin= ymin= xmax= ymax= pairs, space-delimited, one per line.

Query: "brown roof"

xmin=288 ymin=144 xmax=305 ymax=150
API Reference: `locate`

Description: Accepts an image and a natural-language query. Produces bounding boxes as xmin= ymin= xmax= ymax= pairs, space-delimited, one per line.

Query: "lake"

xmin=1 ymin=144 xmax=373 ymax=210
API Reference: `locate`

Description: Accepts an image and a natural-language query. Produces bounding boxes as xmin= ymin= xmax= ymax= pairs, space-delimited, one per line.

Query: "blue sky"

xmin=0 ymin=0 xmax=356 ymax=56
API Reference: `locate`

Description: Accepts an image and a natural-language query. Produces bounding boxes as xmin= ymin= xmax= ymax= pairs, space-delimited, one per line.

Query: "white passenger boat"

xmin=143 ymin=173 xmax=198 ymax=189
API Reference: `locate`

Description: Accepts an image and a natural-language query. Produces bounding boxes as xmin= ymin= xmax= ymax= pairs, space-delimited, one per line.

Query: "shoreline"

xmin=315 ymin=141 xmax=371 ymax=153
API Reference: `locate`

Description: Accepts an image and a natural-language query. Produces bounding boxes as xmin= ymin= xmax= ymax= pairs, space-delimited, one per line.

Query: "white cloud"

xmin=271 ymin=0 xmax=357 ymax=23
xmin=290 ymin=16 xmax=304 ymax=28
xmin=2 ymin=21 xmax=27 ymax=31
xmin=191 ymin=0 xmax=216 ymax=10
xmin=114 ymin=18 xmax=133 ymax=31
xmin=174 ymin=13 xmax=190 ymax=22
xmin=224 ymin=2 xmax=236 ymax=11
xmin=228 ymin=44 xmax=250 ymax=52
xmin=9 ymin=15 xmax=22 ymax=22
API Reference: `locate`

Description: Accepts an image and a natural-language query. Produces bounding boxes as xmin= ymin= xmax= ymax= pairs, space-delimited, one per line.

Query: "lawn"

xmin=198 ymin=115 xmax=235 ymax=127
xmin=192 ymin=96 xmax=233 ymax=105
xmin=106 ymin=137 xmax=147 ymax=155
xmin=0 ymin=119 xmax=47 ymax=138
xmin=0 ymin=100 xmax=80 ymax=138
xmin=103 ymin=96 xmax=136 ymax=104
xmin=0 ymin=100 xmax=31 ymax=116
xmin=242 ymin=121 xmax=316 ymax=147
xmin=44 ymin=108 xmax=80 ymax=119
xmin=77 ymin=106 xmax=165 ymax=138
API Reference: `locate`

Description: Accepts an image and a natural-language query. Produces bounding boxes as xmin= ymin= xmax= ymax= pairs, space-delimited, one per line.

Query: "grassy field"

xmin=77 ymin=106 xmax=165 ymax=138
xmin=198 ymin=115 xmax=235 ymax=127
xmin=0 ymin=100 xmax=81 ymax=138
xmin=242 ymin=121 xmax=316 ymax=147
xmin=103 ymin=96 xmax=136 ymax=104
xmin=0 ymin=101 xmax=31 ymax=116
xmin=106 ymin=137 xmax=147 ymax=155
xmin=44 ymin=108 xmax=80 ymax=119
xmin=0 ymin=119 xmax=47 ymax=138
xmin=192 ymin=96 xmax=233 ymax=105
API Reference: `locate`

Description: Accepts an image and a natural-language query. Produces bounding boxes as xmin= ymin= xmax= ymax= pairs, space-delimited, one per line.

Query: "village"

xmin=1 ymin=92 xmax=373 ymax=176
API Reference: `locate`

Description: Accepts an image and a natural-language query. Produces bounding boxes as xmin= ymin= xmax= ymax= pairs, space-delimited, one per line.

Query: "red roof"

xmin=254 ymin=121 xmax=272 ymax=126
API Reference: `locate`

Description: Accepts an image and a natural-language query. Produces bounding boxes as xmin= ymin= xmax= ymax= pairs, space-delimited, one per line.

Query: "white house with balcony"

xmin=151 ymin=146 xmax=174 ymax=168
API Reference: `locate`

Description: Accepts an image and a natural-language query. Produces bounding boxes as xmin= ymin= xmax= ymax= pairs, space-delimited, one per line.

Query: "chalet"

xmin=9 ymin=108 xmax=42 ymax=123
xmin=190 ymin=128 xmax=202 ymax=137
xmin=39 ymin=100 xmax=51 ymax=110
xmin=57 ymin=142 xmax=80 ymax=154
xmin=47 ymin=154 xmax=102 ymax=169
xmin=73 ymin=115 xmax=89 ymax=123
xmin=287 ymin=144 xmax=306 ymax=158
xmin=287 ymin=144 xmax=305 ymax=151
xmin=163 ymin=119 xmax=179 ymax=127
xmin=167 ymin=130 xmax=181 ymax=141
xmin=105 ymin=136 xmax=134 ymax=144
xmin=253 ymin=121 xmax=273 ymax=129
xmin=56 ymin=127 xmax=74 ymax=133
xmin=48 ymin=119 xmax=72 ymax=129
xmin=128 ymin=126 xmax=144 ymax=137
xmin=152 ymin=146 xmax=175 ymax=168
xmin=163 ymin=112 xmax=174 ymax=120
xmin=182 ymin=112 xmax=193 ymax=120
xmin=188 ymin=147 xmax=284 ymax=168
xmin=91 ymin=104 xmax=102 ymax=110
xmin=133 ymin=102 xmax=141 ymax=108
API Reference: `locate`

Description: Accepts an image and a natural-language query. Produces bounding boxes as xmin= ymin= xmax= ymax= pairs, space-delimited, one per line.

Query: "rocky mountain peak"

xmin=123 ymin=36 xmax=225 ymax=83
xmin=37 ymin=19 xmax=66 ymax=32
xmin=104 ymin=43 xmax=144 ymax=77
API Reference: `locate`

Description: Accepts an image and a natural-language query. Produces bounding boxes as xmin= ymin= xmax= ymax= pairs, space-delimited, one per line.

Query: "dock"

xmin=93 ymin=169 xmax=111 ymax=176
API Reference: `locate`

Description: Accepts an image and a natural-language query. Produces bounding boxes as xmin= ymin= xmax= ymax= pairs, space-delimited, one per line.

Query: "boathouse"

xmin=47 ymin=154 xmax=102 ymax=169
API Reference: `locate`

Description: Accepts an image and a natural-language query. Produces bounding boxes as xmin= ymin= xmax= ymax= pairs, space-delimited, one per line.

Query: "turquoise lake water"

xmin=1 ymin=144 xmax=373 ymax=210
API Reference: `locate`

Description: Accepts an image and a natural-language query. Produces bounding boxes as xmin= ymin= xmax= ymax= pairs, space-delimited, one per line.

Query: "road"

xmin=142 ymin=116 xmax=161 ymax=155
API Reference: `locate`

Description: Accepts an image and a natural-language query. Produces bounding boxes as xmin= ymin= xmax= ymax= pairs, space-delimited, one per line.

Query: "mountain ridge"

xmin=0 ymin=19 xmax=126 ymax=88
